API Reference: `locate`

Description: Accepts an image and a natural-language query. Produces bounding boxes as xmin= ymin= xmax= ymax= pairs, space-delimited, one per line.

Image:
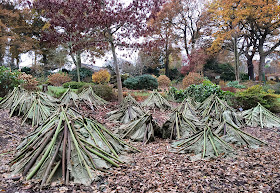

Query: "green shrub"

xmin=168 ymin=87 xmax=187 ymax=101
xmin=21 ymin=67 xmax=32 ymax=74
xmin=234 ymin=85 xmax=280 ymax=112
xmin=240 ymin=73 xmax=249 ymax=80
xmin=78 ymin=84 xmax=116 ymax=101
xmin=0 ymin=66 xmax=23 ymax=97
xmin=124 ymin=74 xmax=158 ymax=90
xmin=123 ymin=77 xmax=139 ymax=89
xmin=63 ymin=81 xmax=88 ymax=89
xmin=265 ymin=82 xmax=280 ymax=94
xmin=69 ymin=67 xmax=93 ymax=82
xmin=226 ymin=81 xmax=246 ymax=89
xmin=203 ymin=59 xmax=235 ymax=81
xmin=185 ymin=81 xmax=233 ymax=102
xmin=168 ymin=80 xmax=233 ymax=102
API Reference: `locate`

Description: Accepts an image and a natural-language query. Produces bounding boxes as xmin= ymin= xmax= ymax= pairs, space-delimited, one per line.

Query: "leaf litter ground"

xmin=0 ymin=106 xmax=280 ymax=192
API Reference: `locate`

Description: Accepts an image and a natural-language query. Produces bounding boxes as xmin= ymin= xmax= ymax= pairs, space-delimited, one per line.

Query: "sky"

xmin=18 ymin=47 xmax=138 ymax=69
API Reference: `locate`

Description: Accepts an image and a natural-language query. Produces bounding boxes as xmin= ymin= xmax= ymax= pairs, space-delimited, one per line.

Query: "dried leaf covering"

xmin=197 ymin=94 xmax=235 ymax=121
xmin=0 ymin=87 xmax=28 ymax=110
xmin=241 ymin=103 xmax=280 ymax=128
xmin=171 ymin=118 xmax=265 ymax=160
xmin=175 ymin=98 xmax=200 ymax=120
xmin=161 ymin=111 xmax=197 ymax=140
xmin=10 ymin=107 xmax=138 ymax=186
xmin=117 ymin=114 xmax=161 ymax=144
xmin=107 ymin=105 xmax=145 ymax=124
xmin=141 ymin=90 xmax=171 ymax=110
xmin=120 ymin=94 xmax=141 ymax=109
xmin=106 ymin=94 xmax=144 ymax=124
xmin=0 ymin=87 xmax=58 ymax=127
xmin=78 ymin=87 xmax=108 ymax=109
xmin=59 ymin=88 xmax=79 ymax=105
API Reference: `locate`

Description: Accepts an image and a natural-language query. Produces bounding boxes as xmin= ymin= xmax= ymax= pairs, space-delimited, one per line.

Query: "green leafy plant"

xmin=124 ymin=74 xmax=158 ymax=90
xmin=63 ymin=81 xmax=88 ymax=89
xmin=169 ymin=81 xmax=233 ymax=103
xmin=234 ymin=85 xmax=280 ymax=112
xmin=0 ymin=66 xmax=23 ymax=97
xmin=226 ymin=81 xmax=246 ymax=89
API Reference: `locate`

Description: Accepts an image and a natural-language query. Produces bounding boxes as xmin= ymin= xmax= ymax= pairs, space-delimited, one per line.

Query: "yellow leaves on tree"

xmin=48 ymin=73 xmax=71 ymax=86
xmin=182 ymin=72 xmax=204 ymax=88
xmin=92 ymin=69 xmax=111 ymax=84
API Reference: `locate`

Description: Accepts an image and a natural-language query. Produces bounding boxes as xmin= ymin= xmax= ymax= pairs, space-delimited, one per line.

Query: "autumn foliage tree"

xmin=208 ymin=0 xmax=280 ymax=81
xmin=146 ymin=1 xmax=180 ymax=78
xmin=180 ymin=48 xmax=209 ymax=75
xmin=92 ymin=69 xmax=111 ymax=84
xmin=34 ymin=0 xmax=162 ymax=102
xmin=0 ymin=0 xmax=37 ymax=68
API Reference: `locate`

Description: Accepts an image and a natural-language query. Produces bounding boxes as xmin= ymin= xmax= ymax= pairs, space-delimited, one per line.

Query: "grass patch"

xmin=38 ymin=85 xmax=78 ymax=98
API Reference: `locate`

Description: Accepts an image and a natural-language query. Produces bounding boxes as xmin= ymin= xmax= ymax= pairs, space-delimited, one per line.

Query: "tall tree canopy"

xmin=34 ymin=0 xmax=162 ymax=101
xmin=209 ymin=0 xmax=280 ymax=81
xmin=0 ymin=0 xmax=37 ymax=68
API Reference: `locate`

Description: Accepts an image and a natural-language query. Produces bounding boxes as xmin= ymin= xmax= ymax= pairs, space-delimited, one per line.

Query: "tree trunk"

xmin=183 ymin=28 xmax=189 ymax=56
xmin=70 ymin=52 xmax=81 ymax=82
xmin=109 ymin=37 xmax=123 ymax=103
xmin=165 ymin=51 xmax=170 ymax=78
xmin=34 ymin=52 xmax=37 ymax=66
xmin=247 ymin=58 xmax=254 ymax=80
xmin=77 ymin=51 xmax=81 ymax=69
xmin=233 ymin=37 xmax=240 ymax=82
xmin=42 ymin=53 xmax=47 ymax=66
xmin=259 ymin=55 xmax=266 ymax=82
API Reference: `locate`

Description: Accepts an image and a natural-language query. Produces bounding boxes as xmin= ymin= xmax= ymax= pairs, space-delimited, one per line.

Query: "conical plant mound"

xmin=241 ymin=103 xmax=280 ymax=128
xmin=171 ymin=118 xmax=265 ymax=160
xmin=214 ymin=120 xmax=265 ymax=147
xmin=107 ymin=104 xmax=145 ymax=124
xmin=1 ymin=88 xmax=58 ymax=127
xmin=198 ymin=94 xmax=235 ymax=121
xmin=20 ymin=92 xmax=58 ymax=127
xmin=117 ymin=114 xmax=161 ymax=144
xmin=0 ymin=87 xmax=28 ymax=111
xmin=142 ymin=90 xmax=171 ymax=110
xmin=78 ymin=87 xmax=108 ymax=109
xmin=171 ymin=126 xmax=234 ymax=160
xmin=59 ymin=88 xmax=79 ymax=105
xmin=120 ymin=94 xmax=141 ymax=108
xmin=175 ymin=98 xmax=200 ymax=120
xmin=162 ymin=110 xmax=203 ymax=140
xmin=10 ymin=107 xmax=138 ymax=186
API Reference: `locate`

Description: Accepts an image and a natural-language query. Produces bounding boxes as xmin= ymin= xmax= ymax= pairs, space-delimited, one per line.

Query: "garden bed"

xmin=0 ymin=109 xmax=280 ymax=192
